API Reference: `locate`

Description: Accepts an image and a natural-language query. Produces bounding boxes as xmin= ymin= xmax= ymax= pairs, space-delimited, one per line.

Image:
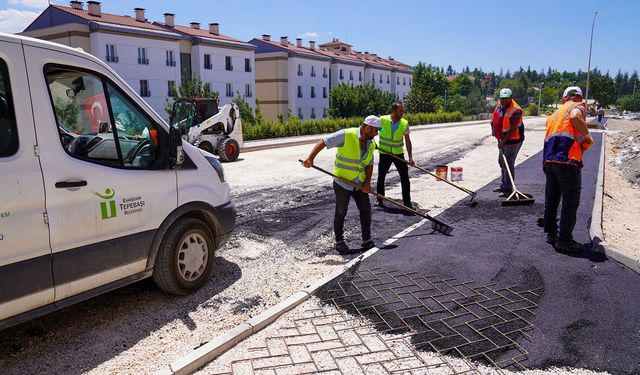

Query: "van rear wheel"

xmin=153 ymin=217 xmax=215 ymax=295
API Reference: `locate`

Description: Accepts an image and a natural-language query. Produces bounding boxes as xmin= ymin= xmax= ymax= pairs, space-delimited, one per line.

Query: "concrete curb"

xmin=241 ymin=117 xmax=539 ymax=153
xmin=156 ymin=216 xmax=428 ymax=374
xmin=589 ymin=130 xmax=640 ymax=275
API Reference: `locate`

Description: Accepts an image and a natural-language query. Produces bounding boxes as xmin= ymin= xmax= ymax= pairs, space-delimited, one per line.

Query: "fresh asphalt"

xmin=317 ymin=133 xmax=640 ymax=374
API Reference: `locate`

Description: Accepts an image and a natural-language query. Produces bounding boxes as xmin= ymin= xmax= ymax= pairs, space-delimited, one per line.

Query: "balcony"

xmin=245 ymin=66 xmax=252 ymax=72
xmin=204 ymin=63 xmax=212 ymax=70
xmin=166 ymin=60 xmax=176 ymax=67
xmin=226 ymin=64 xmax=234 ymax=71
xmin=297 ymin=71 xmax=303 ymax=76
xmin=311 ymin=72 xmax=316 ymax=77
xmin=140 ymin=89 xmax=151 ymax=97
xmin=106 ymin=55 xmax=119 ymax=63
xmin=137 ymin=58 xmax=149 ymax=65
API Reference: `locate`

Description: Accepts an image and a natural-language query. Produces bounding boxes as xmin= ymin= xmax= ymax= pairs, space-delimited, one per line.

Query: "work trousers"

xmin=377 ymin=153 xmax=412 ymax=207
xmin=498 ymin=143 xmax=522 ymax=192
xmin=543 ymin=162 xmax=582 ymax=242
xmin=333 ymin=182 xmax=371 ymax=242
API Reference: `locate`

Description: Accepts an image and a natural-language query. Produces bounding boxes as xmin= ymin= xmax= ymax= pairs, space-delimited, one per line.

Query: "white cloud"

xmin=297 ymin=32 xmax=318 ymax=39
xmin=325 ymin=31 xmax=334 ymax=36
xmin=8 ymin=0 xmax=50 ymax=10
xmin=0 ymin=8 xmax=39 ymax=33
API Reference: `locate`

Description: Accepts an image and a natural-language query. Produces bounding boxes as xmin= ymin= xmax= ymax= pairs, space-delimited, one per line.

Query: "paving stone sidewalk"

xmin=200 ymin=133 xmax=640 ymax=374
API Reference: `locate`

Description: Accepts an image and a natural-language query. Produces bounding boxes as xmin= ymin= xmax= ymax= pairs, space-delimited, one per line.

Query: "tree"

xmin=590 ymin=75 xmax=617 ymax=107
xmin=164 ymin=76 xmax=219 ymax=116
xmin=233 ymin=92 xmax=255 ymax=125
xmin=328 ymin=82 xmax=396 ymax=118
xmin=540 ymin=86 xmax=557 ymax=107
xmin=449 ymin=74 xmax=474 ymax=96
xmin=405 ymin=62 xmax=448 ymax=113
xmin=446 ymin=65 xmax=455 ymax=76
xmin=616 ymin=93 xmax=640 ymax=112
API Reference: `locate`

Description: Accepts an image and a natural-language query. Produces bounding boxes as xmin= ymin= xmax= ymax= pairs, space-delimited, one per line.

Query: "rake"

xmin=500 ymin=151 xmax=535 ymax=206
xmin=377 ymin=149 xmax=478 ymax=207
xmin=300 ymin=160 xmax=453 ymax=235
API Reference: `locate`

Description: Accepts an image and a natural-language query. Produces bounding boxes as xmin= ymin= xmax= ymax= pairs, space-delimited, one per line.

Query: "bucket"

xmin=450 ymin=167 xmax=463 ymax=182
xmin=435 ymin=165 xmax=448 ymax=181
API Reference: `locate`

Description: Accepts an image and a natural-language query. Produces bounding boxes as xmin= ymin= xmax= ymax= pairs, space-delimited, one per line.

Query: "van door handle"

xmin=55 ymin=180 xmax=88 ymax=188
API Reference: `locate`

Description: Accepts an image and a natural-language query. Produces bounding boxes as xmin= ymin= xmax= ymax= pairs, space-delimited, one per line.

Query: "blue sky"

xmin=1 ymin=0 xmax=638 ymax=75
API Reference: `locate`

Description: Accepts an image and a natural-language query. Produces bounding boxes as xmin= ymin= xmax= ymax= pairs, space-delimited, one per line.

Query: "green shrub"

xmin=243 ymin=112 xmax=464 ymax=141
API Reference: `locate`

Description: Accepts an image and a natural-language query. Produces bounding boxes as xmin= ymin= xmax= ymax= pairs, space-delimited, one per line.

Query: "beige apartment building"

xmin=249 ymin=36 xmax=413 ymax=121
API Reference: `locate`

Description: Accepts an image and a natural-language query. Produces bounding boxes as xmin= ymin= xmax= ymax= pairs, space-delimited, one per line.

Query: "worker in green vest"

xmin=377 ymin=101 xmax=414 ymax=209
xmin=303 ymin=115 xmax=383 ymax=254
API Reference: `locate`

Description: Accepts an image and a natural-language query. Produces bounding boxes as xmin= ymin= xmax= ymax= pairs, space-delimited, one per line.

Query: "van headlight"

xmin=205 ymin=156 xmax=225 ymax=182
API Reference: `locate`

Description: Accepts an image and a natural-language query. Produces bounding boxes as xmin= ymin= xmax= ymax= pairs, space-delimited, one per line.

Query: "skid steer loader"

xmin=170 ymin=98 xmax=243 ymax=162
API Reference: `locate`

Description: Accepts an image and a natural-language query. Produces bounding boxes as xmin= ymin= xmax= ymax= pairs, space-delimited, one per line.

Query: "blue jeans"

xmin=498 ymin=143 xmax=522 ymax=192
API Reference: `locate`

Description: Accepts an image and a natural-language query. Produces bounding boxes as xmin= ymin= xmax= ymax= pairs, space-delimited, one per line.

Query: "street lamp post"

xmin=585 ymin=11 xmax=599 ymax=108
xmin=538 ymin=82 xmax=544 ymax=115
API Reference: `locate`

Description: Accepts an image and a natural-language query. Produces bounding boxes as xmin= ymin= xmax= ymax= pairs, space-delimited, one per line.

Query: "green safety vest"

xmin=334 ymin=128 xmax=375 ymax=185
xmin=378 ymin=115 xmax=408 ymax=154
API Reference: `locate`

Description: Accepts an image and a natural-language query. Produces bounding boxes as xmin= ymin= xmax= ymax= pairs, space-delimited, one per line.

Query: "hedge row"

xmin=243 ymin=112 xmax=464 ymax=141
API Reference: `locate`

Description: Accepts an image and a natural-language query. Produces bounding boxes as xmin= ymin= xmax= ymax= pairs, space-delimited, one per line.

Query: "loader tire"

xmin=218 ymin=138 xmax=239 ymax=162
xmin=198 ymin=141 xmax=214 ymax=154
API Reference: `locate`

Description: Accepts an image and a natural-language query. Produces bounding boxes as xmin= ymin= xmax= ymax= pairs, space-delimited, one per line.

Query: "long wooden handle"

xmin=299 ymin=160 xmax=450 ymax=228
xmin=377 ymin=150 xmax=476 ymax=196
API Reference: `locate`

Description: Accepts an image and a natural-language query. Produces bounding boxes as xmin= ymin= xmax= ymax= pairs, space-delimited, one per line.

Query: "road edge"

xmin=156 ymin=220 xmax=429 ymax=374
xmin=590 ymin=130 xmax=640 ymax=274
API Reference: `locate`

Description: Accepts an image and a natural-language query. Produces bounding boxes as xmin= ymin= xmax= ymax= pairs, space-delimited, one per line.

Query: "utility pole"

xmin=538 ymin=82 xmax=544 ymax=115
xmin=585 ymin=11 xmax=599 ymax=106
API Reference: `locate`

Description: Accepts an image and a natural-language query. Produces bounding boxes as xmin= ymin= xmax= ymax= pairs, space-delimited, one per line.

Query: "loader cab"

xmin=170 ymin=98 xmax=219 ymax=134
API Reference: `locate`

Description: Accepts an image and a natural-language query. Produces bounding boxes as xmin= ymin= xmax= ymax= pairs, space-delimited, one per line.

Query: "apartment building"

xmin=21 ymin=1 xmax=256 ymax=118
xmin=249 ymin=35 xmax=331 ymax=121
xmin=154 ymin=17 xmax=256 ymax=108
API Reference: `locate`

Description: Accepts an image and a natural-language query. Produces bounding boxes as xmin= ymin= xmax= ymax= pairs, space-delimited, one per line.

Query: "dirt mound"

xmin=610 ymin=128 xmax=640 ymax=187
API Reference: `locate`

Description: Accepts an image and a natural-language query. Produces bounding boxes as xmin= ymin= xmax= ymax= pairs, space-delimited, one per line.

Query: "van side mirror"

xmin=168 ymin=125 xmax=184 ymax=169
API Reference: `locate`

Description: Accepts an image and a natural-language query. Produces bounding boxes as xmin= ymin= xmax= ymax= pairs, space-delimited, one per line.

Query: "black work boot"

xmin=546 ymin=232 xmax=559 ymax=244
xmin=361 ymin=239 xmax=376 ymax=251
xmin=335 ymin=240 xmax=349 ymax=254
xmin=555 ymin=239 xmax=583 ymax=254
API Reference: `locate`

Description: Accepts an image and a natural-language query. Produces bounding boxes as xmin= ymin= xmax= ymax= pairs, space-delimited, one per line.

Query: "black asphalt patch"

xmin=317 ymin=133 xmax=640 ymax=374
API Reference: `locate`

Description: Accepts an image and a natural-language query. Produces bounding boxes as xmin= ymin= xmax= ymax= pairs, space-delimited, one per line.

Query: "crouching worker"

xmin=303 ymin=115 xmax=383 ymax=254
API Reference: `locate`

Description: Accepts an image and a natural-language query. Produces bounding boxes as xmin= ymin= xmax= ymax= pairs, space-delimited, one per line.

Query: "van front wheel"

xmin=153 ymin=217 xmax=215 ymax=295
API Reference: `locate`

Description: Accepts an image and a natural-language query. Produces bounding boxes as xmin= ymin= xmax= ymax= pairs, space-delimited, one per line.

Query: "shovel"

xmin=376 ymin=149 xmax=478 ymax=207
xmin=299 ymin=159 xmax=453 ymax=236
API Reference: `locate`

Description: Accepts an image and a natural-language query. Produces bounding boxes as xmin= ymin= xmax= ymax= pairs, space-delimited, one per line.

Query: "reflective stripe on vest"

xmin=378 ymin=115 xmax=407 ymax=154
xmin=493 ymin=99 xmax=523 ymax=141
xmin=334 ymin=128 xmax=375 ymax=184
xmin=543 ymin=101 xmax=587 ymax=169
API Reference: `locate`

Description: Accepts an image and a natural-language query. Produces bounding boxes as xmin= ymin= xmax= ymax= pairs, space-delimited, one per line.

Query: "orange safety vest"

xmin=492 ymin=100 xmax=523 ymax=142
xmin=543 ymin=101 xmax=587 ymax=169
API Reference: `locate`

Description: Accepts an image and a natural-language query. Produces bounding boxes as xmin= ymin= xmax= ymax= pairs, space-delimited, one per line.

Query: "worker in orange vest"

xmin=543 ymin=86 xmax=594 ymax=253
xmin=491 ymin=88 xmax=525 ymax=196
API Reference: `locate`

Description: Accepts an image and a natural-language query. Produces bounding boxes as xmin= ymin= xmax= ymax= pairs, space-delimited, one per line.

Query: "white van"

xmin=0 ymin=33 xmax=235 ymax=330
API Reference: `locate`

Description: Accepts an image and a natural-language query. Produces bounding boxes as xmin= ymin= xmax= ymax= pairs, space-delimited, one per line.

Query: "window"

xmin=311 ymin=107 xmax=316 ymax=119
xmin=311 ymin=86 xmax=316 ymax=98
xmin=403 ymin=77 xmax=406 ymax=85
xmin=137 ymin=48 xmax=148 ymax=65
xmin=45 ymin=66 xmax=159 ymax=168
xmin=349 ymin=70 xmax=353 ymax=81
xmin=139 ymin=80 xmax=150 ymax=97
xmin=339 ymin=69 xmax=343 ymax=80
xmin=323 ymin=87 xmax=327 ymax=98
xmin=297 ymin=85 xmax=303 ymax=98
xmin=168 ymin=80 xmax=176 ymax=97
xmin=359 ymin=71 xmax=362 ymax=82
xmin=311 ymin=66 xmax=316 ymax=77
xmin=0 ymin=58 xmax=18 ymax=157
xmin=379 ymin=74 xmax=382 ymax=84
xmin=245 ymin=83 xmax=252 ymax=97
xmin=323 ymin=67 xmax=327 ymax=78
xmin=323 ymin=108 xmax=327 ymax=118
xmin=387 ymin=75 xmax=389 ymax=84
xmin=297 ymin=64 xmax=303 ymax=76
xmin=245 ymin=58 xmax=252 ymax=72
xmin=204 ymin=54 xmax=212 ymax=70
xmin=225 ymin=56 xmax=233 ymax=71
xmin=226 ymin=83 xmax=233 ymax=97
xmin=105 ymin=44 xmax=118 ymax=63
xmin=409 ymin=78 xmax=412 ymax=87
xmin=298 ymin=107 xmax=303 ymax=119
xmin=166 ymin=50 xmax=176 ymax=66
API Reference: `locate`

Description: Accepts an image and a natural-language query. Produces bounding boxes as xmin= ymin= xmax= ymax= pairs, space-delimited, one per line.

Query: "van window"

xmin=0 ymin=58 xmax=18 ymax=157
xmin=45 ymin=66 xmax=158 ymax=168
